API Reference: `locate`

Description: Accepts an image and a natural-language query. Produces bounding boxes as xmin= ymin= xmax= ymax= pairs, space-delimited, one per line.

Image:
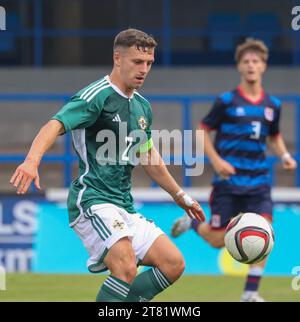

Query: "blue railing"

xmin=1 ymin=0 xmax=299 ymax=66
xmin=1 ymin=93 xmax=300 ymax=187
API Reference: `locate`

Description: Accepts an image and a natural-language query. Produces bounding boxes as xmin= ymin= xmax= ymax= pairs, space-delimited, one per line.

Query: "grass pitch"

xmin=0 ymin=274 xmax=298 ymax=302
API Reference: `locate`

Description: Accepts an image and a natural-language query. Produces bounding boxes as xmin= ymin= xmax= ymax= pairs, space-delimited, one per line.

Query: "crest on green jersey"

xmin=138 ymin=116 xmax=147 ymax=130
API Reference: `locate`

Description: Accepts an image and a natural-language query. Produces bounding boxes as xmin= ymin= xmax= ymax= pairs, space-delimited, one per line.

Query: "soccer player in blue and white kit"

xmin=171 ymin=38 xmax=297 ymax=302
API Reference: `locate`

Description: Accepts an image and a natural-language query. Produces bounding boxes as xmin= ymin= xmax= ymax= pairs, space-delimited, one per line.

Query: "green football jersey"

xmin=52 ymin=76 xmax=153 ymax=225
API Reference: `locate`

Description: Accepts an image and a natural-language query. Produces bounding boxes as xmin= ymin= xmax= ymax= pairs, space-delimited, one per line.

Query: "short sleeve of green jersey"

xmin=139 ymin=105 xmax=153 ymax=153
xmin=52 ymin=96 xmax=102 ymax=132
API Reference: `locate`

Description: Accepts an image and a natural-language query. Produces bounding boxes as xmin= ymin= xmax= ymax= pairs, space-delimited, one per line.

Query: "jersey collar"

xmin=237 ymin=85 xmax=265 ymax=105
xmin=105 ymin=75 xmax=134 ymax=99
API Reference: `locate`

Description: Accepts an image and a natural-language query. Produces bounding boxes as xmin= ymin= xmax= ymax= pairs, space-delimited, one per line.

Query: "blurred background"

xmin=0 ymin=0 xmax=300 ymax=299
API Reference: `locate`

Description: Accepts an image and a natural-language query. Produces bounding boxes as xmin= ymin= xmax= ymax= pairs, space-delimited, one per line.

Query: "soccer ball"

xmin=224 ymin=212 xmax=274 ymax=264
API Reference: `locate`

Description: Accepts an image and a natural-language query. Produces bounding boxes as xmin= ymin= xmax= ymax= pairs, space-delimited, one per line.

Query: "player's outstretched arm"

xmin=140 ymin=146 xmax=205 ymax=222
xmin=10 ymin=119 xmax=65 ymax=194
xmin=268 ymin=135 xmax=297 ymax=170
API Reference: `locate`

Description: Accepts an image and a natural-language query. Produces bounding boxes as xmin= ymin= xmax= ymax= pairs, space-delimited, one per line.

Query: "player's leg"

xmin=141 ymin=234 xmax=185 ymax=281
xmin=126 ymin=214 xmax=184 ymax=302
xmin=97 ymin=237 xmax=137 ymax=302
xmin=240 ymin=257 xmax=267 ymax=302
xmin=240 ymin=191 xmax=273 ymax=302
xmin=102 ymin=237 xmax=137 ymax=283
xmin=195 ymin=223 xmax=225 ymax=248
xmin=73 ymin=204 xmax=137 ymax=302
xmin=171 ymin=187 xmax=234 ymax=249
xmin=127 ymin=234 xmax=184 ymax=302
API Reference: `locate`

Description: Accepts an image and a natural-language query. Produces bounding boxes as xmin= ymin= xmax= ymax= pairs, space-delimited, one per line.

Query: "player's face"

xmin=115 ymin=46 xmax=154 ymax=93
xmin=237 ymin=51 xmax=266 ymax=84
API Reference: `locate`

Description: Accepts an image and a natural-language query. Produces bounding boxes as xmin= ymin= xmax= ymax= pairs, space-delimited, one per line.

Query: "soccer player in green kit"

xmin=10 ymin=28 xmax=205 ymax=302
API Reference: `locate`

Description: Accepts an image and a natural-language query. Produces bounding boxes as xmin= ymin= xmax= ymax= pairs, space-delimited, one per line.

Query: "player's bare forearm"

xmin=267 ymin=134 xmax=288 ymax=157
xmin=141 ymin=147 xmax=206 ymax=221
xmin=200 ymin=127 xmax=221 ymax=164
xmin=25 ymin=120 xmax=64 ymax=165
xmin=268 ymin=134 xmax=297 ymax=170
xmin=10 ymin=119 xmax=65 ymax=194
xmin=199 ymin=127 xmax=235 ymax=177
xmin=141 ymin=146 xmax=181 ymax=198
xmin=141 ymin=146 xmax=206 ymax=222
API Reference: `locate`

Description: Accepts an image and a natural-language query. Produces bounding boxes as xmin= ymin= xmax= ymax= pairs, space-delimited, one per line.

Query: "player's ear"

xmin=261 ymin=61 xmax=267 ymax=74
xmin=113 ymin=50 xmax=121 ymax=67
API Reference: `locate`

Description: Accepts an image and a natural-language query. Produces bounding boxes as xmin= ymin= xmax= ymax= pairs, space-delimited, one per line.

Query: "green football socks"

xmin=126 ymin=267 xmax=171 ymax=302
xmin=96 ymin=276 xmax=130 ymax=302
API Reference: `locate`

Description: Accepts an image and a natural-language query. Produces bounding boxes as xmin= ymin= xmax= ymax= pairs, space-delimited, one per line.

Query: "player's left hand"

xmin=174 ymin=191 xmax=206 ymax=222
xmin=282 ymin=154 xmax=297 ymax=170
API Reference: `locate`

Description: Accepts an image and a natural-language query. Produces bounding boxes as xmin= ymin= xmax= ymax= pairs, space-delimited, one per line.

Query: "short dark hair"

xmin=235 ymin=38 xmax=269 ymax=63
xmin=113 ymin=28 xmax=157 ymax=51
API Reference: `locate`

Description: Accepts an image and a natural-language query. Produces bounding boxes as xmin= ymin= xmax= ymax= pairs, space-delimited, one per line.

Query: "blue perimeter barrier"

xmin=33 ymin=201 xmax=300 ymax=275
xmin=1 ymin=93 xmax=300 ymax=187
xmin=1 ymin=0 xmax=300 ymax=66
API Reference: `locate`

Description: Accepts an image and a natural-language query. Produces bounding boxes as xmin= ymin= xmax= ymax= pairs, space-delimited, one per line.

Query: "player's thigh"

xmin=129 ymin=217 xmax=184 ymax=281
xmin=104 ymin=237 xmax=136 ymax=273
xmin=140 ymin=234 xmax=184 ymax=269
xmin=198 ymin=222 xmax=226 ymax=248
xmin=73 ymin=204 xmax=134 ymax=273
xmin=129 ymin=213 xmax=164 ymax=264
xmin=209 ymin=187 xmax=237 ymax=229
xmin=240 ymin=190 xmax=273 ymax=223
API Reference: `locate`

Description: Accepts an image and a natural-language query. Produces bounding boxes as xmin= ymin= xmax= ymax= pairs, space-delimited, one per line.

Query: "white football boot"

xmin=171 ymin=214 xmax=192 ymax=238
xmin=240 ymin=292 xmax=265 ymax=302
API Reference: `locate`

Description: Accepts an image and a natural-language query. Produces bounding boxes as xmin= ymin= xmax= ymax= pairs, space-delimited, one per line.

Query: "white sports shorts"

xmin=72 ymin=203 xmax=164 ymax=273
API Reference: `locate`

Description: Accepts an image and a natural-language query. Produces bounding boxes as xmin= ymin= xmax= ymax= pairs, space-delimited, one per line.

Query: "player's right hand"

xmin=10 ymin=159 xmax=41 ymax=194
xmin=212 ymin=157 xmax=236 ymax=180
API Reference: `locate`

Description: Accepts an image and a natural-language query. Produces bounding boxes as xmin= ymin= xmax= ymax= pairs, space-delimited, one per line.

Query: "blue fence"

xmin=1 ymin=93 xmax=300 ymax=187
xmin=1 ymin=0 xmax=300 ymax=66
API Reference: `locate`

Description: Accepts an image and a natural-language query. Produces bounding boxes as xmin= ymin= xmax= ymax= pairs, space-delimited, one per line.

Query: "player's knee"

xmin=177 ymin=257 xmax=185 ymax=277
xmin=119 ymin=251 xmax=138 ymax=282
xmin=173 ymin=254 xmax=185 ymax=276
xmin=162 ymin=253 xmax=185 ymax=281
xmin=111 ymin=259 xmax=137 ymax=283
xmin=209 ymin=238 xmax=225 ymax=249
xmin=107 ymin=249 xmax=137 ymax=283
xmin=205 ymin=228 xmax=225 ymax=248
xmin=122 ymin=262 xmax=138 ymax=282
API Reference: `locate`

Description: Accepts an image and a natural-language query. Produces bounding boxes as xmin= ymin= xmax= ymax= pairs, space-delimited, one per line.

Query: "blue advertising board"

xmin=0 ymin=194 xmax=44 ymax=272
xmin=33 ymin=201 xmax=300 ymax=276
xmin=1 ymin=193 xmax=299 ymax=275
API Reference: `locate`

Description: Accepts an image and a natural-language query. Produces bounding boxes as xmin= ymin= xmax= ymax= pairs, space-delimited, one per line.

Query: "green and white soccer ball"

xmin=224 ymin=212 xmax=274 ymax=264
